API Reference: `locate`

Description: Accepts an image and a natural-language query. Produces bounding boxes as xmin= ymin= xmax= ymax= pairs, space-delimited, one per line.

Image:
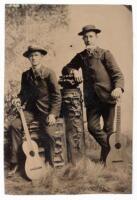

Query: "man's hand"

xmin=71 ymin=69 xmax=82 ymax=83
xmin=47 ymin=114 xmax=56 ymax=126
xmin=12 ymin=98 xmax=21 ymax=107
xmin=111 ymin=88 xmax=123 ymax=99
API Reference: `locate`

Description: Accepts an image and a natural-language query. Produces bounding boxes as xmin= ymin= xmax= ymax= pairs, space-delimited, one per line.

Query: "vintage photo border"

xmin=0 ymin=0 xmax=137 ymax=199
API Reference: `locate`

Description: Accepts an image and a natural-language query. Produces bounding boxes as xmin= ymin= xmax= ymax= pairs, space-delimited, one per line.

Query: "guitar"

xmin=106 ymin=98 xmax=127 ymax=166
xmin=14 ymin=99 xmax=46 ymax=180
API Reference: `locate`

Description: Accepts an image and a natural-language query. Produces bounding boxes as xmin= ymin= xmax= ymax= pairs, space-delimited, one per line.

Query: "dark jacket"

xmin=62 ymin=47 xmax=124 ymax=106
xmin=18 ymin=66 xmax=61 ymax=117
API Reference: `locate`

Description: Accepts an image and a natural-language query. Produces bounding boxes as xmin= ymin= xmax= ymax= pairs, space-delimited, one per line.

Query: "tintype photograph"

xmin=4 ymin=4 xmax=132 ymax=194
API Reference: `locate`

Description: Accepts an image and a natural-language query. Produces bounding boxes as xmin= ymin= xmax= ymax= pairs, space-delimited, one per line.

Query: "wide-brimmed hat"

xmin=78 ymin=25 xmax=101 ymax=36
xmin=23 ymin=46 xmax=47 ymax=58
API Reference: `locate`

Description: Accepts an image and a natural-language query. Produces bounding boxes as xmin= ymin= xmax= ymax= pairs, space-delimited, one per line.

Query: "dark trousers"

xmin=9 ymin=111 xmax=54 ymax=165
xmin=86 ymin=102 xmax=115 ymax=162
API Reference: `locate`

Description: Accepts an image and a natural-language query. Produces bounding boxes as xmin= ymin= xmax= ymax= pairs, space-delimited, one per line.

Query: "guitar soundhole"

xmin=29 ymin=151 xmax=35 ymax=157
xmin=115 ymin=143 xmax=121 ymax=149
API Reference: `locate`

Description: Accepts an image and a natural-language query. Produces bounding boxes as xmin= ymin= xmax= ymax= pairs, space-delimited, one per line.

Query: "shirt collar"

xmin=31 ymin=64 xmax=43 ymax=78
xmin=85 ymin=46 xmax=102 ymax=58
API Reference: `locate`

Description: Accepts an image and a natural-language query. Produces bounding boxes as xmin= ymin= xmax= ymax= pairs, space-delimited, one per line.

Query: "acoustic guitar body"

xmin=13 ymin=100 xmax=47 ymax=180
xmin=22 ymin=140 xmax=46 ymax=180
xmin=106 ymin=133 xmax=127 ymax=166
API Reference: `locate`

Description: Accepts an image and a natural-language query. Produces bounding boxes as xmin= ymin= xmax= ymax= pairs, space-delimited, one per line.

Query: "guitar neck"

xmin=116 ymin=104 xmax=121 ymax=134
xmin=19 ymin=109 xmax=32 ymax=146
xmin=115 ymin=101 xmax=121 ymax=144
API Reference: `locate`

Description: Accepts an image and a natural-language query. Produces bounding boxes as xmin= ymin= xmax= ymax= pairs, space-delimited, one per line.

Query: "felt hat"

xmin=23 ymin=46 xmax=47 ymax=58
xmin=78 ymin=25 xmax=101 ymax=36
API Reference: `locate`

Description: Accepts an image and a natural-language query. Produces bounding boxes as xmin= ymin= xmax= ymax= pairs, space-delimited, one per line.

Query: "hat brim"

xmin=23 ymin=49 xmax=47 ymax=58
xmin=78 ymin=29 xmax=101 ymax=36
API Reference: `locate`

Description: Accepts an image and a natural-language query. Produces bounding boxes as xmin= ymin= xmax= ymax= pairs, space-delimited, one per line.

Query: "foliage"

xmin=4 ymin=80 xmax=20 ymax=162
xmin=5 ymin=4 xmax=69 ymax=86
xmin=6 ymin=5 xmax=69 ymax=27
xmin=4 ymin=80 xmax=20 ymax=127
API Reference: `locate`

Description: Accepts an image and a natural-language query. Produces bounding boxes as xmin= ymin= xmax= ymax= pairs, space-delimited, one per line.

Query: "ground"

xmin=4 ymin=133 xmax=132 ymax=195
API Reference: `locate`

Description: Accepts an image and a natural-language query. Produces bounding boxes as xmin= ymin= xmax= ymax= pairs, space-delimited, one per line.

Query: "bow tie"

xmin=86 ymin=47 xmax=101 ymax=58
xmin=86 ymin=48 xmax=97 ymax=54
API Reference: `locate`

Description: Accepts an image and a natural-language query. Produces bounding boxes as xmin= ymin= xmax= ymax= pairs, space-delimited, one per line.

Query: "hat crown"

xmin=28 ymin=45 xmax=41 ymax=51
xmin=23 ymin=45 xmax=47 ymax=58
xmin=82 ymin=25 xmax=97 ymax=32
xmin=28 ymin=45 xmax=33 ymax=50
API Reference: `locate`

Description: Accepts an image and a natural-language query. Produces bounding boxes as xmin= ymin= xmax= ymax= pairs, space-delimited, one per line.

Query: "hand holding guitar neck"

xmin=12 ymin=97 xmax=21 ymax=108
xmin=111 ymin=88 xmax=123 ymax=99
xmin=12 ymin=98 xmax=26 ymax=111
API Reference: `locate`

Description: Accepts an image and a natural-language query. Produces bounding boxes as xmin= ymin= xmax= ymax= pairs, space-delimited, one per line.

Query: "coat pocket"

xmin=94 ymin=83 xmax=113 ymax=102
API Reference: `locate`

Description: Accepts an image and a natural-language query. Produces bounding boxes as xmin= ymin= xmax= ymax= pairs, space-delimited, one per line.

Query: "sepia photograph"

xmin=3 ymin=3 xmax=133 ymax=195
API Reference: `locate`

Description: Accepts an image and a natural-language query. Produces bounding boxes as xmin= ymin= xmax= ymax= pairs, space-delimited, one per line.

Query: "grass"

xmin=5 ymin=132 xmax=132 ymax=195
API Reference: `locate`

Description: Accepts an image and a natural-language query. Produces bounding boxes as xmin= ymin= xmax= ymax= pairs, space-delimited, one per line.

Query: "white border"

xmin=0 ymin=0 xmax=135 ymax=5
xmin=0 ymin=1 xmax=137 ymax=200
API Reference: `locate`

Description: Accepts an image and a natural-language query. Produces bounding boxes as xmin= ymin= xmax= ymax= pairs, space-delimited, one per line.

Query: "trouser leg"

xmin=39 ymin=131 xmax=54 ymax=165
xmin=100 ymin=103 xmax=116 ymax=162
xmin=38 ymin=116 xmax=55 ymax=166
xmin=86 ymin=106 xmax=110 ymax=162
xmin=101 ymin=104 xmax=116 ymax=134
xmin=9 ymin=111 xmax=35 ymax=164
xmin=9 ymin=118 xmax=22 ymax=164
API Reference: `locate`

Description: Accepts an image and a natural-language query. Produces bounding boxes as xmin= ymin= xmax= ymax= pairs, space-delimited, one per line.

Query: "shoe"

xmin=7 ymin=164 xmax=19 ymax=177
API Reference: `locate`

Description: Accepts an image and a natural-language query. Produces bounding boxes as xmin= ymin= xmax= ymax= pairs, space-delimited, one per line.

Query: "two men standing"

xmin=8 ymin=24 xmax=124 ymax=175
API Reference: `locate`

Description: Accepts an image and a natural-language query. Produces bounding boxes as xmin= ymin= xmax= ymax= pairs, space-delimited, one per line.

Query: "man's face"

xmin=29 ymin=51 xmax=43 ymax=66
xmin=83 ymin=31 xmax=97 ymax=47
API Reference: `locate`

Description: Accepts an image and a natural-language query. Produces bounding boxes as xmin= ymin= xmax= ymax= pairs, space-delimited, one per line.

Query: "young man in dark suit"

xmin=62 ymin=25 xmax=124 ymax=164
xmin=8 ymin=46 xmax=61 ymax=175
